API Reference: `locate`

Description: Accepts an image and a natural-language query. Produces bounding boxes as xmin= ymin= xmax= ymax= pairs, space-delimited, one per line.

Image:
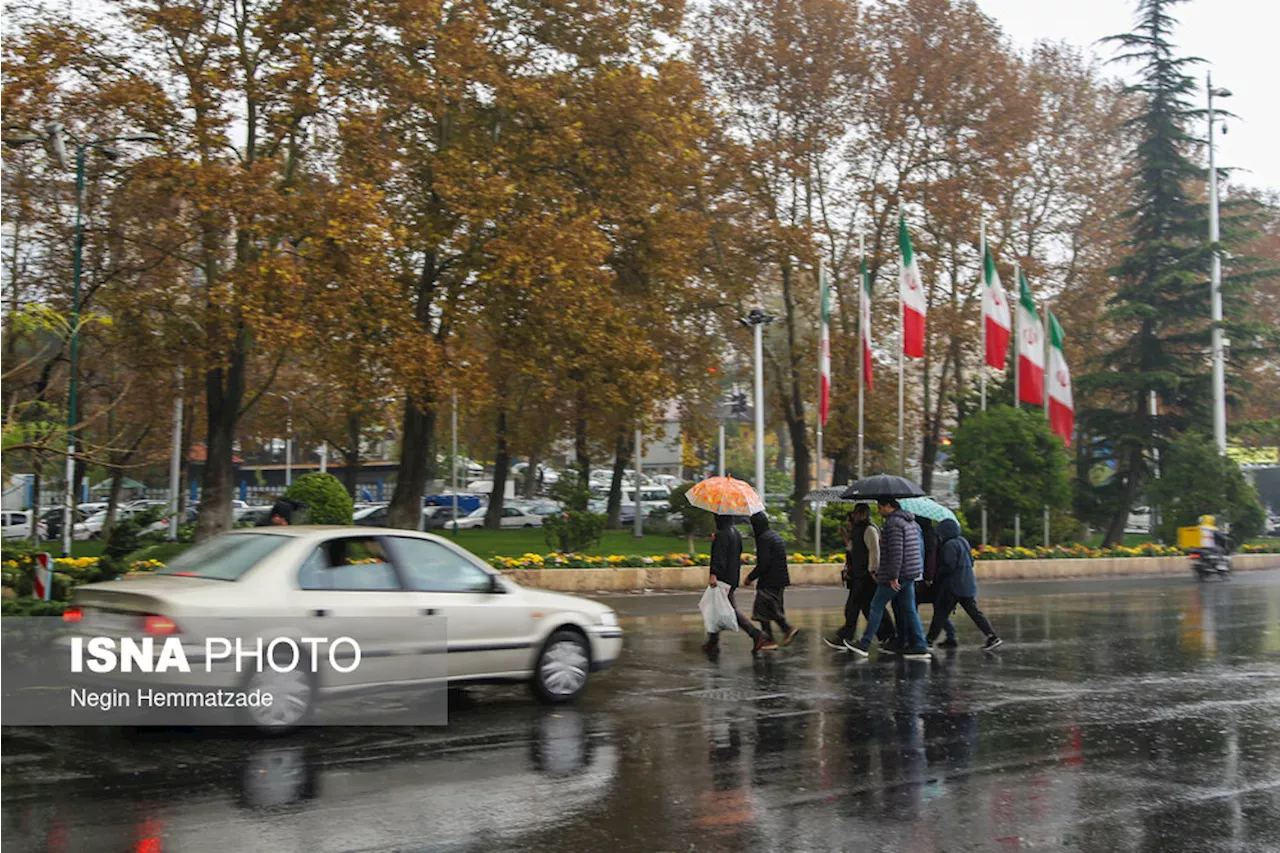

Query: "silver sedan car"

xmin=65 ymin=527 xmax=622 ymax=728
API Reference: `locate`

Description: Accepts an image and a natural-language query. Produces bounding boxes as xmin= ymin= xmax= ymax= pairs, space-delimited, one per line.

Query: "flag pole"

xmin=1013 ymin=260 xmax=1021 ymax=548
xmin=898 ymin=213 xmax=906 ymax=478
xmin=979 ymin=221 xmax=988 ymax=547
xmin=1043 ymin=298 xmax=1052 ymax=548
xmin=857 ymin=231 xmax=866 ymax=480
xmin=815 ymin=260 xmax=824 ymax=558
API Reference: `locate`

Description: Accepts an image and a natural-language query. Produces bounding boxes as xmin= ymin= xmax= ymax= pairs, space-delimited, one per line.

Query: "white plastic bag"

xmin=699 ymin=581 xmax=739 ymax=634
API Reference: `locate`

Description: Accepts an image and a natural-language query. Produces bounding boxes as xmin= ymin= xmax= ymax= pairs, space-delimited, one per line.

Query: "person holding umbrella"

xmin=846 ymin=497 xmax=931 ymax=660
xmin=689 ymin=477 xmax=771 ymax=654
xmin=824 ymin=504 xmax=896 ymax=651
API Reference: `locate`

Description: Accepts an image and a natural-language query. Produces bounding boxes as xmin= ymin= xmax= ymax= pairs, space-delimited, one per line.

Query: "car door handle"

xmin=312 ymin=609 xmax=329 ymax=617
xmin=421 ymin=608 xmax=437 ymax=616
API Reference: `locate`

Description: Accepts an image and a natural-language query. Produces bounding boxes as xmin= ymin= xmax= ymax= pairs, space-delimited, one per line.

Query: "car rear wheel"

xmin=241 ymin=666 xmax=315 ymax=732
xmin=531 ymin=630 xmax=591 ymax=704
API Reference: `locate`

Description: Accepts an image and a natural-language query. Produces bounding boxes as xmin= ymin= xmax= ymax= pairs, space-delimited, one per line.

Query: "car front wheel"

xmin=531 ymin=630 xmax=591 ymax=704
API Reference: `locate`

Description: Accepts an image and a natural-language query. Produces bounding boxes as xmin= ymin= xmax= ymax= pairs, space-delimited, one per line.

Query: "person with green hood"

xmin=927 ymin=518 xmax=1002 ymax=650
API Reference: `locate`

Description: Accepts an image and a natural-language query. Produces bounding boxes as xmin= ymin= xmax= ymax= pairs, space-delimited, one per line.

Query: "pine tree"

xmin=1077 ymin=0 xmax=1215 ymax=545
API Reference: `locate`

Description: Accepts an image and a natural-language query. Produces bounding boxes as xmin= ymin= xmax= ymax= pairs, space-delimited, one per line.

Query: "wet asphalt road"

xmin=4 ymin=570 xmax=1280 ymax=853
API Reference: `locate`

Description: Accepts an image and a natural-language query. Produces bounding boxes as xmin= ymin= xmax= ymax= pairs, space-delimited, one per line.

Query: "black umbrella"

xmin=838 ymin=474 xmax=926 ymax=501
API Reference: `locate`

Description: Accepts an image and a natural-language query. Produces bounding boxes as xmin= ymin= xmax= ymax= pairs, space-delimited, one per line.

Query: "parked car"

xmin=352 ymin=505 xmax=390 ymax=527
xmin=452 ymin=506 xmax=544 ymax=529
xmin=234 ymin=506 xmax=275 ymax=527
xmin=522 ymin=500 xmax=565 ymax=517
xmin=424 ymin=493 xmax=485 ymax=514
xmin=1 ymin=510 xmax=46 ymax=540
xmin=423 ymin=504 xmax=470 ymax=530
xmin=40 ymin=507 xmax=88 ymax=539
xmin=147 ymin=506 xmax=200 ymax=534
xmin=63 ymin=526 xmax=623 ymax=729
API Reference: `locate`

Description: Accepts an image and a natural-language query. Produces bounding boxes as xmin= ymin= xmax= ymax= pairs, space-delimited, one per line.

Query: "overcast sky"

xmin=976 ymin=0 xmax=1280 ymax=192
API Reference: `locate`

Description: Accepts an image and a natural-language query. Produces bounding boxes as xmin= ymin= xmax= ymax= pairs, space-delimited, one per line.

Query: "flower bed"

xmin=487 ymin=541 xmax=1216 ymax=570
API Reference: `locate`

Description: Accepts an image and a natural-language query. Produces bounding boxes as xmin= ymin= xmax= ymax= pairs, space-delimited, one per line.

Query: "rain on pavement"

xmin=3 ymin=570 xmax=1279 ymax=852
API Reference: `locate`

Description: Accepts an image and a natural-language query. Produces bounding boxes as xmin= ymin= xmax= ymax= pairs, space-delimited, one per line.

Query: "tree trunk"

xmin=574 ymin=389 xmax=590 ymax=479
xmin=343 ymin=409 xmax=361 ymax=498
xmin=778 ymin=262 xmax=811 ymax=543
xmin=31 ymin=464 xmax=42 ymax=546
xmin=195 ymin=331 xmax=247 ymax=541
xmin=484 ymin=410 xmax=510 ymax=530
xmin=523 ymin=453 xmax=539 ymax=498
xmin=1103 ymin=444 xmax=1145 ymax=546
xmin=774 ymin=423 xmax=789 ymax=472
xmin=102 ymin=468 xmax=126 ymax=541
xmin=832 ymin=452 xmax=852 ymax=488
xmin=606 ymin=431 xmax=629 ymax=529
xmin=921 ymin=348 xmax=954 ymax=494
xmin=178 ymin=398 xmax=195 ymax=514
xmin=388 ymin=396 xmax=436 ymax=529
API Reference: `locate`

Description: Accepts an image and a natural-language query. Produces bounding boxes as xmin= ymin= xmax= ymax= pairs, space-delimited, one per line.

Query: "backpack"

xmin=922 ymin=527 xmax=940 ymax=583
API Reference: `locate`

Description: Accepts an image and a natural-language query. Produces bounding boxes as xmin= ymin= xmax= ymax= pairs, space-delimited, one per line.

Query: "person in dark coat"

xmin=825 ymin=505 xmax=896 ymax=650
xmin=703 ymin=514 xmax=767 ymax=654
xmin=927 ymin=519 xmax=1002 ymax=650
xmin=259 ymin=499 xmax=298 ymax=527
xmin=912 ymin=517 xmax=958 ymax=647
xmin=846 ymin=499 xmax=930 ymax=659
xmin=744 ymin=512 xmax=797 ymax=647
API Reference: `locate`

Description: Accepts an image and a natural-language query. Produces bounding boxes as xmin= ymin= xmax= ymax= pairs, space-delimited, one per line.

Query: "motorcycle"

xmin=1186 ymin=535 xmax=1233 ymax=581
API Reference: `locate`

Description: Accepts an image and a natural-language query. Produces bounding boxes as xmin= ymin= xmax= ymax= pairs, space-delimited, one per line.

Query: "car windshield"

xmin=157 ymin=533 xmax=289 ymax=581
xmin=466 ymin=508 xmax=487 ymax=518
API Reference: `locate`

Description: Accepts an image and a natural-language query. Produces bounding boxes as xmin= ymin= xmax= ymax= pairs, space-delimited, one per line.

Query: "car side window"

xmin=503 ymin=507 xmax=521 ymax=517
xmin=387 ymin=537 xmax=494 ymax=593
xmin=297 ymin=537 xmax=400 ymax=591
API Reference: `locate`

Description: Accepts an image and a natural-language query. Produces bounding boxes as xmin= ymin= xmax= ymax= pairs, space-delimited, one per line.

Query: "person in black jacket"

xmin=703 ymin=514 xmax=767 ymax=654
xmin=825 ymin=505 xmax=896 ymax=650
xmin=744 ymin=512 xmax=796 ymax=648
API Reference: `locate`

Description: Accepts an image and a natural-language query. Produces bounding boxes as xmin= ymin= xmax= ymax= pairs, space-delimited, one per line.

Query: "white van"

xmin=1 ymin=510 xmax=44 ymax=540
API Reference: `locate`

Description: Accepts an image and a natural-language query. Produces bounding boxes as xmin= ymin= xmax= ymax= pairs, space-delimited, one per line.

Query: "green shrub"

xmin=284 ymin=473 xmax=353 ymax=525
xmin=99 ymin=507 xmax=165 ymax=581
xmin=548 ymin=468 xmax=591 ymax=512
xmin=1 ymin=598 xmax=68 ymax=616
xmin=542 ymin=511 xmax=605 ymax=553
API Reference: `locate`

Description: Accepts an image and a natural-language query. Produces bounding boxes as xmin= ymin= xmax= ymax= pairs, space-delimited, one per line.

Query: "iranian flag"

xmin=860 ymin=255 xmax=873 ymax=390
xmin=818 ymin=263 xmax=831 ymax=426
xmin=1048 ymin=311 xmax=1074 ymax=444
xmin=982 ymin=244 xmax=1012 ymax=370
xmin=898 ymin=217 xmax=926 ymax=358
xmin=1017 ymin=270 xmax=1045 ymax=406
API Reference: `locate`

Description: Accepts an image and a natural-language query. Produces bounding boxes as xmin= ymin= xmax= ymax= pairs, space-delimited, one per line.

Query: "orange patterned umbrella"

xmin=686 ymin=476 xmax=765 ymax=517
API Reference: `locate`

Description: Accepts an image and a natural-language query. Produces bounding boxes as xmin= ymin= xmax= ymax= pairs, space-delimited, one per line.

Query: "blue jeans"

xmin=860 ymin=582 xmax=927 ymax=650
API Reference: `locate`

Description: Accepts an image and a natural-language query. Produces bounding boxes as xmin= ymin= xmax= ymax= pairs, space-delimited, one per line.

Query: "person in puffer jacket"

xmin=744 ymin=512 xmax=798 ymax=647
xmin=845 ymin=499 xmax=930 ymax=659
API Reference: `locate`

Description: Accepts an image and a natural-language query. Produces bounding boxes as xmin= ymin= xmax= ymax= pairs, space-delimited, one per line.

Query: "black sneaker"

xmin=823 ymin=635 xmax=847 ymax=651
xmin=878 ymin=640 xmax=900 ymax=655
xmin=843 ymin=639 xmax=870 ymax=658
xmin=937 ymin=638 xmax=959 ymax=649
xmin=982 ymin=636 xmax=1004 ymax=651
xmin=902 ymin=647 xmax=932 ymax=660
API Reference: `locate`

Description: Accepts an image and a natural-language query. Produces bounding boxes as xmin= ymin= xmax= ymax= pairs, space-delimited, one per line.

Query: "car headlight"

xmin=599 ymin=611 xmax=618 ymax=628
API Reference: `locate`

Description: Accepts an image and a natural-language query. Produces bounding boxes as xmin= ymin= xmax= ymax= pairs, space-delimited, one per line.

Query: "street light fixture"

xmin=7 ymin=125 xmax=160 ymax=556
xmin=738 ymin=308 xmax=775 ymax=502
xmin=1207 ymin=75 xmax=1231 ymax=454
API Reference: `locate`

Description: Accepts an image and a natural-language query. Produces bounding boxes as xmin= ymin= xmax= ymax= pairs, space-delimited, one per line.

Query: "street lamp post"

xmin=5 ymin=126 xmax=159 ymax=556
xmin=738 ymin=308 xmax=775 ymax=503
xmin=1208 ymin=75 xmax=1231 ymax=454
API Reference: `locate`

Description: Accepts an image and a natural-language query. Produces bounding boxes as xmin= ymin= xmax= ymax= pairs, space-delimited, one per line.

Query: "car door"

xmin=383 ymin=535 xmax=539 ymax=679
xmin=501 ymin=506 xmax=525 ymax=529
xmin=291 ymin=535 xmax=422 ymax=689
